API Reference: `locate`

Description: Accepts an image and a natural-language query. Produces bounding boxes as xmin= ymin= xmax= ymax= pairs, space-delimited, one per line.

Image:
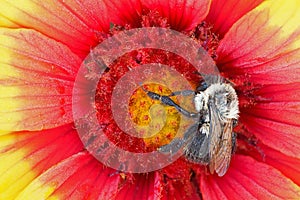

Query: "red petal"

xmin=239 ymin=83 xmax=300 ymax=158
xmin=200 ymin=155 xmax=300 ymax=199
xmin=224 ymin=49 xmax=300 ymax=85
xmin=246 ymin=143 xmax=300 ymax=186
xmin=116 ymin=173 xmax=156 ymax=200
xmin=0 ymin=124 xmax=83 ymax=199
xmin=240 ymin=111 xmax=300 ymax=159
xmin=47 ymin=155 xmax=119 ymax=200
xmin=0 ymin=0 xmax=143 ymax=56
xmin=0 ymin=1 xmax=94 ymax=56
xmin=141 ymin=0 xmax=211 ymax=31
xmin=15 ymin=152 xmax=120 ymax=199
xmin=217 ymin=0 xmax=300 ymax=85
xmin=254 ymin=83 xmax=300 ymax=103
xmin=0 ymin=28 xmax=81 ymax=131
xmin=206 ymin=0 xmax=263 ymax=37
xmin=58 ymin=0 xmax=143 ymax=33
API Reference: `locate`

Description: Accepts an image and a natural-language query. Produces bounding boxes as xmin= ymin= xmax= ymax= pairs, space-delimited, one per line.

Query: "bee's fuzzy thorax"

xmin=194 ymin=83 xmax=239 ymax=121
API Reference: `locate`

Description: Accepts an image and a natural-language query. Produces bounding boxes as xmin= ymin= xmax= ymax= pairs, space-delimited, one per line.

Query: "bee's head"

xmin=196 ymin=81 xmax=208 ymax=92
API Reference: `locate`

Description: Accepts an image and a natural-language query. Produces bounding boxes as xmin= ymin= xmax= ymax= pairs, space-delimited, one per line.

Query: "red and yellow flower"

xmin=1 ymin=0 xmax=300 ymax=199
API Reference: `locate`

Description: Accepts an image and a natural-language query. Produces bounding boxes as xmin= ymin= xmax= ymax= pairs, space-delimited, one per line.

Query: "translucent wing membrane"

xmin=184 ymin=123 xmax=210 ymax=164
xmin=208 ymin=99 xmax=223 ymax=174
xmin=158 ymin=138 xmax=184 ymax=155
xmin=158 ymin=123 xmax=199 ymax=155
xmin=214 ymin=120 xmax=234 ymax=176
xmin=159 ymin=123 xmax=210 ymax=164
xmin=208 ymin=98 xmax=235 ymax=176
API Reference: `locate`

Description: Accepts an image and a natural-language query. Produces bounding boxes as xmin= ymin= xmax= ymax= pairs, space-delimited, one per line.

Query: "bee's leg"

xmin=231 ymin=132 xmax=237 ymax=154
xmin=168 ymin=90 xmax=195 ymax=97
xmin=141 ymin=86 xmax=199 ymax=118
xmin=233 ymin=119 xmax=238 ymax=127
xmin=160 ymin=95 xmax=199 ymax=118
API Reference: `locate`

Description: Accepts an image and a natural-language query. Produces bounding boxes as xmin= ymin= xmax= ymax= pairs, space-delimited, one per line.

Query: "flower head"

xmin=1 ymin=0 xmax=300 ymax=199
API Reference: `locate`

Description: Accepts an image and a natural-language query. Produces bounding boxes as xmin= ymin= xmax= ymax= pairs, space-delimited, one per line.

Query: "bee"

xmin=142 ymin=76 xmax=239 ymax=176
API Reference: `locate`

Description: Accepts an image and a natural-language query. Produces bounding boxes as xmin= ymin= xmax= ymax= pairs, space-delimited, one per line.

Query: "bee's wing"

xmin=214 ymin=119 xmax=234 ymax=176
xmin=207 ymin=99 xmax=223 ymax=174
xmin=184 ymin=123 xmax=210 ymax=164
xmin=158 ymin=138 xmax=184 ymax=155
xmin=159 ymin=123 xmax=198 ymax=155
xmin=183 ymin=123 xmax=199 ymax=141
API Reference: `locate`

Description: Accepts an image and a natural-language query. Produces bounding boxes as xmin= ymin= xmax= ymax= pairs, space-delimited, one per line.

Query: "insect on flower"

xmin=142 ymin=75 xmax=239 ymax=176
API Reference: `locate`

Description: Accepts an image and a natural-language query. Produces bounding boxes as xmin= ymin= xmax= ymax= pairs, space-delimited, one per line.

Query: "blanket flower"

xmin=0 ymin=0 xmax=300 ymax=199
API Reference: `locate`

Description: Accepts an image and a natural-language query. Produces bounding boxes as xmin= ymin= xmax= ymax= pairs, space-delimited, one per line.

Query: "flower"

xmin=1 ymin=0 xmax=300 ymax=199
